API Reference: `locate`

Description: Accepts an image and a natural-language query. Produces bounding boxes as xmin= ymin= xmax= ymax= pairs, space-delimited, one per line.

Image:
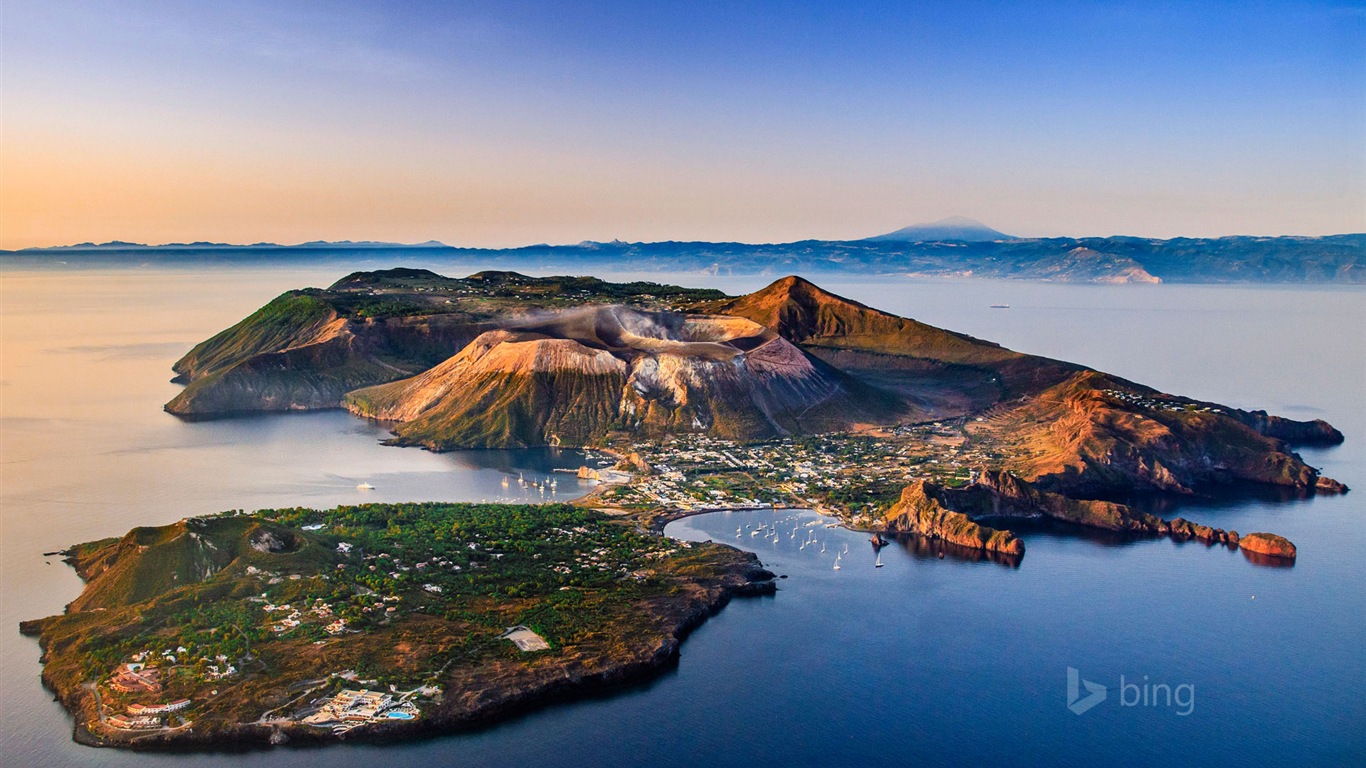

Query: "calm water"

xmin=1 ymin=265 xmax=1362 ymax=766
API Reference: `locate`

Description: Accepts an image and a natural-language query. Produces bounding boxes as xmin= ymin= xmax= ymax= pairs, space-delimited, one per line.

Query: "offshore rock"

xmin=1239 ymin=532 xmax=1298 ymax=560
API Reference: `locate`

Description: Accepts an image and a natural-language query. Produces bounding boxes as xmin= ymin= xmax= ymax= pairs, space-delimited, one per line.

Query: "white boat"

xmin=356 ymin=482 xmax=375 ymax=490
xmin=875 ymin=553 xmax=884 ymax=568
xmin=833 ymin=553 xmax=842 ymax=570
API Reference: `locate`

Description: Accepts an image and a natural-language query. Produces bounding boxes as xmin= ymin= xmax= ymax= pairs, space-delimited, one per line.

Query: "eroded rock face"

xmin=1239 ymin=532 xmax=1297 ymax=560
xmin=881 ymin=480 xmax=1025 ymax=556
xmin=969 ymin=470 xmax=1169 ymax=532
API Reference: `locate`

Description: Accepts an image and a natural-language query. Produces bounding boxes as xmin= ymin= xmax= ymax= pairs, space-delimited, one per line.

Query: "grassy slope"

xmin=172 ymin=294 xmax=337 ymax=381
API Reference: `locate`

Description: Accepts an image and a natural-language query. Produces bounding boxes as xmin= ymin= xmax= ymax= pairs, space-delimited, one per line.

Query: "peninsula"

xmin=21 ymin=503 xmax=773 ymax=749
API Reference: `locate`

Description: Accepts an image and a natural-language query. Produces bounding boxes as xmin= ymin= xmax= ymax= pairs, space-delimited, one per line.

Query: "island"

xmin=22 ymin=268 xmax=1347 ymax=750
xmin=164 ymin=267 xmax=1344 ymax=549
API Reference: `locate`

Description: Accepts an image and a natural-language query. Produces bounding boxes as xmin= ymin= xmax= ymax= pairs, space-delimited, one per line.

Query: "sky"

xmin=2 ymin=0 xmax=1364 ymax=249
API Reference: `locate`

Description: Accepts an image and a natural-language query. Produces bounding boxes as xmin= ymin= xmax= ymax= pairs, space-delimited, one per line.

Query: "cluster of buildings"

xmin=301 ymin=688 xmax=420 ymax=733
xmin=609 ymin=429 xmax=1001 ymax=517
xmin=204 ymin=655 xmax=237 ymax=680
xmin=264 ymin=602 xmax=304 ymax=633
xmin=109 ymin=663 xmax=162 ymax=693
xmin=105 ymin=698 xmax=191 ymax=730
xmin=127 ymin=699 xmax=191 ymax=716
xmin=1101 ymin=389 xmax=1225 ymax=415
xmin=261 ymin=597 xmax=352 ymax=634
xmin=541 ymin=526 xmax=688 ymax=580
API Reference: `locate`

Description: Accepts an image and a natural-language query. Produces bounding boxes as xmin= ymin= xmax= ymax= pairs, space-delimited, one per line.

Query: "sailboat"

xmin=874 ymin=552 xmax=884 ymax=568
xmin=833 ymin=552 xmax=842 ymax=570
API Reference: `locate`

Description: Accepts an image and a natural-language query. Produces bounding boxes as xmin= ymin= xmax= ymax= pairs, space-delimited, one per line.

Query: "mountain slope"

xmin=706 ymin=276 xmax=1081 ymax=417
xmin=345 ymin=306 xmax=891 ymax=448
xmin=165 ymin=269 xmax=729 ymax=417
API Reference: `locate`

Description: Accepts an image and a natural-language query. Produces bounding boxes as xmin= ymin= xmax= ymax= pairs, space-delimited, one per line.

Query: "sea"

xmin=1 ymin=263 xmax=1362 ymax=767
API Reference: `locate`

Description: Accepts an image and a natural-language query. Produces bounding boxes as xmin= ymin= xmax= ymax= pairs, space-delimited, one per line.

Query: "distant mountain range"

xmin=24 ymin=239 xmax=451 ymax=250
xmin=5 ymin=221 xmax=1364 ymax=284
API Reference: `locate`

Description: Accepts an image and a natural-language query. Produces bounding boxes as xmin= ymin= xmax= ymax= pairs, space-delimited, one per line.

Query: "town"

xmin=595 ymin=422 xmax=1006 ymax=525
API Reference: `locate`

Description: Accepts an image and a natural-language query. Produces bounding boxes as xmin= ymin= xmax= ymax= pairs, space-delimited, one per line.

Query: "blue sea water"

xmin=1 ymin=266 xmax=1361 ymax=766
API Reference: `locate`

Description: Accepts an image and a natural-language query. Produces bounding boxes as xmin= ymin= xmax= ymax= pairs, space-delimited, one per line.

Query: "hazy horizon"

xmin=3 ymin=1 xmax=1363 ymax=249
xmin=9 ymin=216 xmax=1366 ymax=253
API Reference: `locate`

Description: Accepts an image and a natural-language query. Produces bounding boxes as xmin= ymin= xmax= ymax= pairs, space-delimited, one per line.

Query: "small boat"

xmin=990 ymin=304 xmax=1010 ymax=309
xmin=356 ymin=482 xmax=375 ymax=490
xmin=833 ymin=553 xmax=842 ymax=570
xmin=875 ymin=553 xmax=884 ymax=568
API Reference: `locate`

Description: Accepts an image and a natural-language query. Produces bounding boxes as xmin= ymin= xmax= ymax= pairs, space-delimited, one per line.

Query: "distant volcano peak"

xmin=865 ymin=216 xmax=1013 ymax=243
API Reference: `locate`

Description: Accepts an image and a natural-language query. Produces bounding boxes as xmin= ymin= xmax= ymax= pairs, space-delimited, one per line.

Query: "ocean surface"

xmin=1 ymin=264 xmax=1362 ymax=766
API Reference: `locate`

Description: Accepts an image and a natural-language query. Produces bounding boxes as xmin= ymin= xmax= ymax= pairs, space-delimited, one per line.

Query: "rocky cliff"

xmin=977 ymin=371 xmax=1342 ymax=496
xmin=880 ymin=470 xmax=1292 ymax=560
